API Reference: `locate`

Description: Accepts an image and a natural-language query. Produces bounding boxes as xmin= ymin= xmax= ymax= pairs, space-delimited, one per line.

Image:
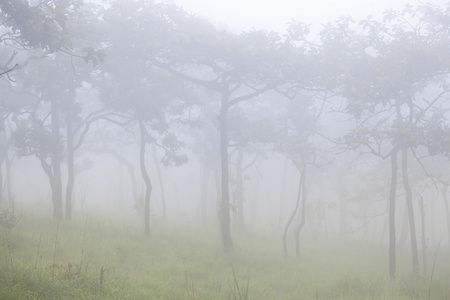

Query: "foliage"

xmin=0 ymin=0 xmax=76 ymax=51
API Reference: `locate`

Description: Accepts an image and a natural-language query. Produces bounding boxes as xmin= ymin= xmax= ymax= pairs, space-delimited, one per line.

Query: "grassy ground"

xmin=0 ymin=213 xmax=449 ymax=299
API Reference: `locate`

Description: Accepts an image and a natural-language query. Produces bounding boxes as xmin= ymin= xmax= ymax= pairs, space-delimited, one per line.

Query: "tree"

xmin=276 ymin=97 xmax=327 ymax=257
xmin=2 ymin=0 xmax=105 ymax=220
xmin=329 ymin=3 xmax=450 ymax=278
xmin=151 ymin=9 xmax=293 ymax=251
xmin=98 ymin=0 xmax=190 ymax=236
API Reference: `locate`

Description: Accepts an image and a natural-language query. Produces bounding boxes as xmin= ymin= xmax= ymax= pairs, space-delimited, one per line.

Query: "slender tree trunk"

xmin=0 ymin=123 xmax=7 ymax=206
xmin=5 ymin=150 xmax=12 ymax=213
xmin=442 ymin=185 xmax=450 ymax=247
xmin=430 ymin=191 xmax=436 ymax=245
xmin=389 ymin=149 xmax=399 ymax=278
xmin=138 ymin=118 xmax=152 ymax=237
xmin=235 ymin=145 xmax=245 ymax=232
xmin=152 ymin=143 xmax=166 ymax=221
xmin=214 ymin=164 xmax=221 ymax=206
xmin=252 ymin=168 xmax=260 ymax=226
xmin=219 ymin=98 xmax=232 ymax=251
xmin=0 ymin=168 xmax=3 ymax=206
xmin=401 ymin=148 xmax=420 ymax=278
xmin=106 ymin=149 xmax=139 ymax=209
xmin=199 ymin=164 xmax=208 ymax=226
xmin=294 ymin=164 xmax=307 ymax=258
xmin=339 ymin=192 xmax=348 ymax=239
xmin=398 ymin=203 xmax=409 ymax=250
xmin=418 ymin=196 xmax=426 ymax=276
xmin=284 ymin=168 xmax=302 ymax=257
xmin=65 ymin=101 xmax=74 ymax=221
xmin=278 ymin=159 xmax=289 ymax=230
xmin=51 ymin=98 xmax=63 ymax=220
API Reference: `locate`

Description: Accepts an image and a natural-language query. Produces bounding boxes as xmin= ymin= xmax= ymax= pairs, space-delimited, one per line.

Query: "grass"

xmin=0 ymin=213 xmax=449 ymax=299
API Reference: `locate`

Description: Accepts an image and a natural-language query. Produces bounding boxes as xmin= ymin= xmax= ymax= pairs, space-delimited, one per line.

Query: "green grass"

xmin=0 ymin=214 xmax=449 ymax=299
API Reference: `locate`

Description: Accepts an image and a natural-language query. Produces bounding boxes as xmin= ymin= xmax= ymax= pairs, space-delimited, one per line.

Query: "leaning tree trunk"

xmin=283 ymin=167 xmax=303 ymax=257
xmin=138 ymin=118 xmax=152 ymax=237
xmin=51 ymin=98 xmax=63 ymax=220
xmin=294 ymin=164 xmax=307 ymax=258
xmin=401 ymin=147 xmax=420 ymax=278
xmin=389 ymin=149 xmax=399 ymax=278
xmin=219 ymin=97 xmax=232 ymax=252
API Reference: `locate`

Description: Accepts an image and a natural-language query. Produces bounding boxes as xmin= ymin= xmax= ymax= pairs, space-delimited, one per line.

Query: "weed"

xmin=1 ymin=214 xmax=449 ymax=299
xmin=230 ymin=269 xmax=250 ymax=300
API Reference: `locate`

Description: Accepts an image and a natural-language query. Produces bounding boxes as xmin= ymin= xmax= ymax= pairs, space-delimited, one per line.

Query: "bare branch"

xmin=0 ymin=63 xmax=18 ymax=77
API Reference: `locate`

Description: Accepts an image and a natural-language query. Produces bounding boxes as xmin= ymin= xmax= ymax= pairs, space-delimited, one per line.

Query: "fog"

xmin=1 ymin=0 xmax=450 ymax=298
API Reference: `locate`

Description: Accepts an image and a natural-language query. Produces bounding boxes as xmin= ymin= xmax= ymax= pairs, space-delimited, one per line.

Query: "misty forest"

xmin=1 ymin=0 xmax=450 ymax=299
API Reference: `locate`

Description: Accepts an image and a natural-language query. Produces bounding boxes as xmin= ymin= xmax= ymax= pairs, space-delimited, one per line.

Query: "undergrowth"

xmin=0 ymin=213 xmax=449 ymax=299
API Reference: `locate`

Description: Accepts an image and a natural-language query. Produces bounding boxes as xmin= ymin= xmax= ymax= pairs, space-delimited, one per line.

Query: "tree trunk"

xmin=65 ymin=101 xmax=74 ymax=221
xmin=401 ymin=147 xmax=420 ymax=278
xmin=283 ymin=168 xmax=302 ymax=257
xmin=442 ymin=185 xmax=450 ymax=247
xmin=389 ymin=149 xmax=399 ymax=278
xmin=199 ymin=164 xmax=208 ymax=226
xmin=5 ymin=150 xmax=12 ymax=213
xmin=235 ymin=145 xmax=245 ymax=232
xmin=339 ymin=191 xmax=348 ymax=239
xmin=398 ymin=203 xmax=409 ymax=250
xmin=152 ymin=143 xmax=166 ymax=221
xmin=0 ymin=123 xmax=7 ymax=206
xmin=138 ymin=118 xmax=152 ymax=237
xmin=294 ymin=164 xmax=307 ymax=258
xmin=278 ymin=158 xmax=289 ymax=230
xmin=418 ymin=196 xmax=427 ymax=276
xmin=219 ymin=99 xmax=232 ymax=251
xmin=106 ymin=149 xmax=139 ymax=210
xmin=251 ymin=167 xmax=260 ymax=226
xmin=51 ymin=98 xmax=63 ymax=220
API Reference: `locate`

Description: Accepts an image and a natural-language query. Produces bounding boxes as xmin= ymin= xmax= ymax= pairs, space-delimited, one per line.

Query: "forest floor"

xmin=0 ymin=210 xmax=449 ymax=299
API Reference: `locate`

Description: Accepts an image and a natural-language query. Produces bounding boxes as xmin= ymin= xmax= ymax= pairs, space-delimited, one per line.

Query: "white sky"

xmin=171 ymin=0 xmax=448 ymax=33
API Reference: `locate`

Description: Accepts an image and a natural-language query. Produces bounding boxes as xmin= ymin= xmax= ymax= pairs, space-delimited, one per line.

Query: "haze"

xmin=0 ymin=0 xmax=450 ymax=298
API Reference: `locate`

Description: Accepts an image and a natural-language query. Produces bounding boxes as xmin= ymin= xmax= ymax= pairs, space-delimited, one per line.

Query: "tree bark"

xmin=235 ymin=145 xmax=245 ymax=232
xmin=51 ymin=98 xmax=63 ymax=220
xmin=199 ymin=164 xmax=208 ymax=226
xmin=138 ymin=118 xmax=152 ymax=237
xmin=397 ymin=203 xmax=409 ymax=250
xmin=0 ymin=122 xmax=7 ymax=206
xmin=401 ymin=147 xmax=420 ymax=278
xmin=389 ymin=149 xmax=399 ymax=278
xmin=283 ymin=168 xmax=302 ymax=257
xmin=278 ymin=159 xmax=289 ymax=230
xmin=65 ymin=100 xmax=74 ymax=221
xmin=418 ymin=196 xmax=426 ymax=276
xmin=152 ymin=143 xmax=166 ymax=221
xmin=339 ymin=191 xmax=348 ymax=239
xmin=294 ymin=164 xmax=307 ymax=258
xmin=219 ymin=97 xmax=232 ymax=251
xmin=442 ymin=185 xmax=450 ymax=247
